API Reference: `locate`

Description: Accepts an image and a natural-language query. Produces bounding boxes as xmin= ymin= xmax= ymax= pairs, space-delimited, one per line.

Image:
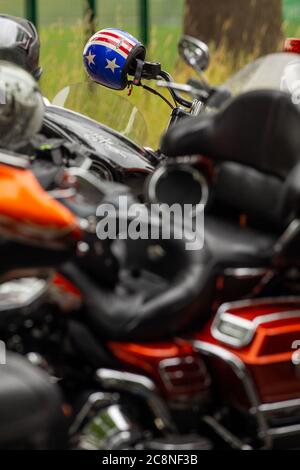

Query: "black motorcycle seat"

xmin=0 ymin=353 xmax=66 ymax=449
xmin=205 ymin=215 xmax=275 ymax=266
xmin=62 ymin=214 xmax=275 ymax=342
xmin=161 ymin=89 xmax=300 ymax=180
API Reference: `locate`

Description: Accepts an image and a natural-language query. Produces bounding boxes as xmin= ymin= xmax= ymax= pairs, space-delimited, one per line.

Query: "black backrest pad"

xmin=162 ymin=90 xmax=300 ymax=177
xmin=161 ymin=90 xmax=300 ymax=228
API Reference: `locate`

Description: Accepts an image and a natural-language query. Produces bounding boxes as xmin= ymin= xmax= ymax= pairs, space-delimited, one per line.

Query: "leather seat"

xmin=62 ymin=213 xmax=275 ymax=342
xmin=204 ymin=215 xmax=275 ymax=266
xmin=0 ymin=353 xmax=66 ymax=449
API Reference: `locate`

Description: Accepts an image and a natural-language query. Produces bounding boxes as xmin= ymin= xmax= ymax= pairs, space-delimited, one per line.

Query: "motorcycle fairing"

xmin=44 ymin=105 xmax=155 ymax=182
xmin=0 ymin=163 xmax=80 ymax=246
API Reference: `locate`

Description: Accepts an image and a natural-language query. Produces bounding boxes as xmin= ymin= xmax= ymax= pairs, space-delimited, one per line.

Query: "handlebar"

xmin=158 ymin=71 xmax=194 ymax=108
xmin=156 ymin=80 xmax=209 ymax=101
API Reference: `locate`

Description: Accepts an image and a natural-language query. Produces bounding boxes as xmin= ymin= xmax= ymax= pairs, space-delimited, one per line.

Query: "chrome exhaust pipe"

xmin=95 ymin=368 xmax=177 ymax=433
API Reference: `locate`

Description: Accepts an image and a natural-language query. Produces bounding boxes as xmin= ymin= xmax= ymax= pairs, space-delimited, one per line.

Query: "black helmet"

xmin=0 ymin=15 xmax=42 ymax=80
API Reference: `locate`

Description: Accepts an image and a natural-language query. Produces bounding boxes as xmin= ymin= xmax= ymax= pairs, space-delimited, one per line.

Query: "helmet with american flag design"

xmin=83 ymin=28 xmax=146 ymax=90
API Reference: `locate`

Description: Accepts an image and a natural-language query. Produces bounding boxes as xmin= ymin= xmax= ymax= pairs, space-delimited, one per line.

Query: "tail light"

xmin=108 ymin=339 xmax=211 ymax=406
xmin=159 ymin=355 xmax=210 ymax=395
xmin=284 ymin=38 xmax=300 ymax=55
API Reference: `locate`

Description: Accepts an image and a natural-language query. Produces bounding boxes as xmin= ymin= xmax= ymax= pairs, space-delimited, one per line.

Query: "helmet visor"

xmin=0 ymin=18 xmax=32 ymax=51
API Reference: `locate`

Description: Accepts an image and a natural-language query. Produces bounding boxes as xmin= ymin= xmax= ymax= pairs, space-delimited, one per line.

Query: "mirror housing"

xmin=178 ymin=35 xmax=210 ymax=73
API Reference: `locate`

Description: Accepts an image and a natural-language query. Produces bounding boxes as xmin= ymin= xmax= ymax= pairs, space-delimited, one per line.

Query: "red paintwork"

xmin=92 ymin=36 xmax=132 ymax=56
xmin=52 ymin=273 xmax=82 ymax=298
xmin=196 ymin=155 xmax=215 ymax=181
xmin=284 ymin=38 xmax=300 ymax=54
xmin=193 ymin=299 xmax=300 ymax=404
xmin=108 ymin=339 xmax=211 ymax=402
xmin=50 ymin=274 xmax=83 ymax=313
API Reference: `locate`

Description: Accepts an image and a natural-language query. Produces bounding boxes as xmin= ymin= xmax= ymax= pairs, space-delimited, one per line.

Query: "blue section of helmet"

xmin=83 ymin=43 xmax=127 ymax=90
xmin=83 ymin=28 xmax=143 ymax=90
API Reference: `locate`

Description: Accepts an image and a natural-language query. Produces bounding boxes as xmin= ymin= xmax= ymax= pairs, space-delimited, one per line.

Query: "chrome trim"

xmin=95 ymin=368 xmax=176 ymax=433
xmin=224 ymin=267 xmax=269 ymax=279
xmin=192 ymin=339 xmax=300 ymax=447
xmin=48 ymin=188 xmax=77 ymax=200
xmin=191 ymin=339 xmax=272 ymax=449
xmin=212 ymin=296 xmax=300 ymax=348
xmin=253 ymin=310 xmax=300 ymax=326
xmin=273 ymin=219 xmax=300 ymax=256
xmin=213 ymin=296 xmax=300 ymax=308
xmin=268 ymin=423 xmax=300 ymax=438
xmin=212 ymin=312 xmax=255 ymax=348
xmin=0 ymin=151 xmax=29 ymax=169
xmin=75 ymin=400 xmax=141 ymax=450
xmin=202 ymin=415 xmax=252 ymax=450
xmin=69 ymin=392 xmax=118 ymax=435
xmin=259 ymin=398 xmax=300 ymax=415
xmin=251 ymin=269 xmax=276 ymax=296
xmin=147 ymin=164 xmax=209 ymax=216
xmin=67 ymin=167 xmax=107 ymax=193
xmin=190 ymin=99 xmax=205 ymax=116
xmin=79 ymin=156 xmax=93 ymax=171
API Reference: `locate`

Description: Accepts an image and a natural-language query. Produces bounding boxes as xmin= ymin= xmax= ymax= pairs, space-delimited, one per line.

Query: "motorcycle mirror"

xmin=178 ymin=35 xmax=210 ymax=73
xmin=146 ymin=163 xmax=209 ymax=217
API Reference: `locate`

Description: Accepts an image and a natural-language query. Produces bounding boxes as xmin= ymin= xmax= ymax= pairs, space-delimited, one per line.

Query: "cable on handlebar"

xmin=141 ymin=84 xmax=175 ymax=109
xmin=159 ymin=71 xmax=193 ymax=109
xmin=127 ymin=80 xmax=175 ymax=109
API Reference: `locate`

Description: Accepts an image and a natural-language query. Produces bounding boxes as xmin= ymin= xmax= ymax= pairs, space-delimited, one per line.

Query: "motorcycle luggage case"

xmin=208 ymin=298 xmax=300 ymax=404
xmin=0 ymin=353 xmax=66 ymax=449
xmin=193 ymin=298 xmax=300 ymax=444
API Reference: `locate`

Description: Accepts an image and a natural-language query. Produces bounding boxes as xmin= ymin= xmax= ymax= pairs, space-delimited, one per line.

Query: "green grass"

xmin=39 ymin=19 xmax=300 ymax=149
xmin=1 ymin=0 xmax=299 ymax=148
xmin=0 ymin=0 xmax=185 ymax=27
xmin=0 ymin=0 xmax=185 ymax=147
xmin=39 ymin=20 xmax=262 ymax=148
xmin=39 ymin=22 xmax=184 ymax=148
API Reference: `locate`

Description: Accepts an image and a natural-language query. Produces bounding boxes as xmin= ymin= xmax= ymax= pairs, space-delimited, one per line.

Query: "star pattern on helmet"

xmin=105 ymin=58 xmax=120 ymax=73
xmin=85 ymin=51 xmax=96 ymax=66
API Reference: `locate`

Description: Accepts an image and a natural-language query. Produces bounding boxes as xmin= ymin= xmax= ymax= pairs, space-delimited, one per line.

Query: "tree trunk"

xmin=184 ymin=0 xmax=283 ymax=59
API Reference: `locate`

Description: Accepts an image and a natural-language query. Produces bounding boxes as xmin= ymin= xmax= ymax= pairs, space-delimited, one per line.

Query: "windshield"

xmin=52 ymin=82 xmax=148 ymax=146
xmin=224 ymin=52 xmax=300 ymax=98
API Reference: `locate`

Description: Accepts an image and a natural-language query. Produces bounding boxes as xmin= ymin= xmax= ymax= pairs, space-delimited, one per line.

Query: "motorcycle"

xmin=30 ymin=33 xmax=300 ymax=191
xmin=2 ymin=113 xmax=300 ymax=450
xmin=52 ymin=48 xmax=300 ymax=449
xmin=0 ymin=158 xmax=214 ymax=450
xmin=3 ymin=36 xmax=300 ymax=450
xmin=154 ymin=62 xmax=300 ymax=448
xmin=23 ymin=35 xmax=225 ymax=196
